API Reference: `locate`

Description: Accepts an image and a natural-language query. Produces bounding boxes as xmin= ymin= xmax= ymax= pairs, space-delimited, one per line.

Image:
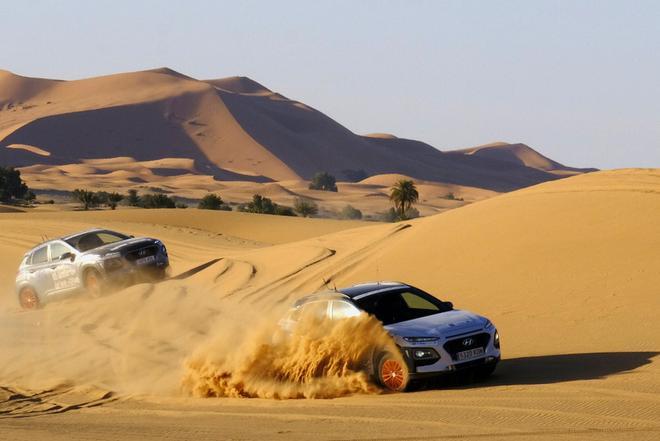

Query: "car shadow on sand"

xmin=425 ymin=351 xmax=659 ymax=389
xmin=167 ymin=258 xmax=222 ymax=281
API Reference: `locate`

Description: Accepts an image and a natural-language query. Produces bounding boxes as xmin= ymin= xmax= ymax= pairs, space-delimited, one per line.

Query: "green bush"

xmin=239 ymin=194 xmax=277 ymax=214
xmin=238 ymin=194 xmax=295 ymax=216
xmin=381 ymin=207 xmax=420 ymax=222
xmin=140 ymin=193 xmax=176 ymax=209
xmin=274 ymin=205 xmax=295 ymax=216
xmin=308 ymin=172 xmax=338 ymax=192
xmin=198 ymin=194 xmax=224 ymax=210
xmin=293 ymin=198 xmax=318 ymax=217
xmin=341 ymin=205 xmax=362 ymax=220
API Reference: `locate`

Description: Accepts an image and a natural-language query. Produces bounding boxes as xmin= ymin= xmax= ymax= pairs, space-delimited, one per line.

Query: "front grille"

xmin=125 ymin=245 xmax=158 ymax=262
xmin=443 ymin=332 xmax=490 ymax=360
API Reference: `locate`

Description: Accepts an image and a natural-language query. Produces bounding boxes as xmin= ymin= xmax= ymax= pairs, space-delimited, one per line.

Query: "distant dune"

xmin=0 ymin=68 xmax=594 ymax=194
xmin=451 ymin=141 xmax=598 ymax=176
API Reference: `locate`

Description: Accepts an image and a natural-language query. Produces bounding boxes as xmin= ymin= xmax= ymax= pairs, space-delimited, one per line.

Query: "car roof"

xmin=293 ymin=282 xmax=414 ymax=307
xmin=26 ymin=228 xmax=111 ymax=253
xmin=293 ymin=290 xmax=350 ymax=307
xmin=338 ymin=281 xmax=410 ymax=298
xmin=61 ymin=228 xmax=108 ymax=241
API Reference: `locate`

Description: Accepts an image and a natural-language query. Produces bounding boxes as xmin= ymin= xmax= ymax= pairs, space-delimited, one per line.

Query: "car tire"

xmin=18 ymin=287 xmax=41 ymax=310
xmin=84 ymin=269 xmax=105 ymax=297
xmin=376 ymin=351 xmax=409 ymax=392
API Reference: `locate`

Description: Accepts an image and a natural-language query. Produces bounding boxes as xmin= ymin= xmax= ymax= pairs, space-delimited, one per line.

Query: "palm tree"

xmin=389 ymin=179 xmax=419 ymax=220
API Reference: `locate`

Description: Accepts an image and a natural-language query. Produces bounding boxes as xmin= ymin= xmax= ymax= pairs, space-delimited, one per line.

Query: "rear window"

xmin=31 ymin=246 xmax=48 ymax=265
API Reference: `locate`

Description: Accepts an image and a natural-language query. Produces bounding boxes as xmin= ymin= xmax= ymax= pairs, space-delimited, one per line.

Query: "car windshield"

xmin=355 ymin=289 xmax=451 ymax=325
xmin=66 ymin=231 xmax=129 ymax=252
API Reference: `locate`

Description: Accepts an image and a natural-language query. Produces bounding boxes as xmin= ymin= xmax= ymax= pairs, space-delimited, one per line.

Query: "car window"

xmin=75 ymin=234 xmax=105 ymax=252
xmin=331 ymin=301 xmax=361 ymax=320
xmin=401 ymin=291 xmax=440 ymax=311
xmin=97 ymin=232 xmax=127 ymax=245
xmin=67 ymin=231 xmax=128 ymax=252
xmin=31 ymin=246 xmax=48 ymax=265
xmin=300 ymin=301 xmax=329 ymax=321
xmin=50 ymin=242 xmax=72 ymax=261
xmin=356 ymin=289 xmax=449 ymax=325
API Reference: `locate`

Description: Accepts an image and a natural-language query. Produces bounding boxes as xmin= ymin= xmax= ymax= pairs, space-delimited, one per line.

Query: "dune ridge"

xmin=0 ymin=68 xmax=593 ymax=192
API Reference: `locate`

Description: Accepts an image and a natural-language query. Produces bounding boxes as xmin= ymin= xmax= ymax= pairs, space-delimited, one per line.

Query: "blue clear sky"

xmin=2 ymin=0 xmax=658 ymax=169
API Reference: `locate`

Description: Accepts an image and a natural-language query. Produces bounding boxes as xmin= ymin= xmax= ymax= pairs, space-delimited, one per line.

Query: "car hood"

xmin=84 ymin=237 xmax=158 ymax=256
xmin=384 ymin=309 xmax=487 ymax=338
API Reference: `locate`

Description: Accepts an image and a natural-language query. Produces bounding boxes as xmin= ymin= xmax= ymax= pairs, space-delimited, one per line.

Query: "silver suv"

xmin=15 ymin=228 xmax=169 ymax=309
xmin=281 ymin=282 xmax=501 ymax=391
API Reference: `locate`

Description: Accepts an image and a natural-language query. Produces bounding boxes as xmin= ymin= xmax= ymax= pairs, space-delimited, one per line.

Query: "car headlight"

xmin=411 ymin=348 xmax=440 ymax=360
xmin=494 ymin=330 xmax=500 ymax=349
xmin=103 ymin=252 xmax=122 ymax=260
xmin=403 ymin=336 xmax=440 ymax=343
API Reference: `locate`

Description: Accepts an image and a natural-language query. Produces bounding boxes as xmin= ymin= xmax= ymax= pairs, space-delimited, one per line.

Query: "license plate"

xmin=136 ymin=255 xmax=156 ymax=265
xmin=457 ymin=347 xmax=484 ymax=361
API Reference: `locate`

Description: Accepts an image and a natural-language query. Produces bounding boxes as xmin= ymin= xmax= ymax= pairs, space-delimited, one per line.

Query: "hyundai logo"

xmin=462 ymin=338 xmax=474 ymax=347
xmin=138 ymin=249 xmax=148 ymax=257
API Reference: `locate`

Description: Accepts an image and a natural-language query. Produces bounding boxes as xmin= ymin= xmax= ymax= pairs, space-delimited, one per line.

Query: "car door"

xmin=48 ymin=242 xmax=81 ymax=295
xmin=27 ymin=246 xmax=55 ymax=296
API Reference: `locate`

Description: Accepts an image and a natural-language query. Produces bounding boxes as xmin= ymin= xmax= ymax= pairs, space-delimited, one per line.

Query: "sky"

xmin=1 ymin=0 xmax=658 ymax=169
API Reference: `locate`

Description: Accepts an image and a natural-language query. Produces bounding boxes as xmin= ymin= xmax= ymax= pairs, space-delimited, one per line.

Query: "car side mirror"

xmin=443 ymin=301 xmax=453 ymax=310
xmin=60 ymin=252 xmax=75 ymax=262
xmin=129 ymin=235 xmax=135 ymax=238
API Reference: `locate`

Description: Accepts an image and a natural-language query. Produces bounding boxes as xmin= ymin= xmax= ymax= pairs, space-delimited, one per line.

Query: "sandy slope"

xmin=0 ymin=169 xmax=658 ymax=440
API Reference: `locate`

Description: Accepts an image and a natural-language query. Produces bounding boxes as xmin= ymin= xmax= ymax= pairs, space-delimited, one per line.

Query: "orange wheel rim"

xmin=381 ymin=359 xmax=407 ymax=391
xmin=20 ymin=289 xmax=38 ymax=310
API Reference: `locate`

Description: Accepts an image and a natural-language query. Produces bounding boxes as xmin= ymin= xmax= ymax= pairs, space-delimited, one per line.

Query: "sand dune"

xmin=0 ymin=68 xmax=593 ymax=193
xmin=452 ymin=141 xmax=597 ymax=176
xmin=19 ymin=161 xmax=491 ymax=216
xmin=0 ymin=169 xmax=658 ymax=439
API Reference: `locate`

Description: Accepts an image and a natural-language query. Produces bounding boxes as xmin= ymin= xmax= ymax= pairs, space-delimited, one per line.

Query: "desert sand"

xmin=0 ymin=169 xmax=659 ymax=440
